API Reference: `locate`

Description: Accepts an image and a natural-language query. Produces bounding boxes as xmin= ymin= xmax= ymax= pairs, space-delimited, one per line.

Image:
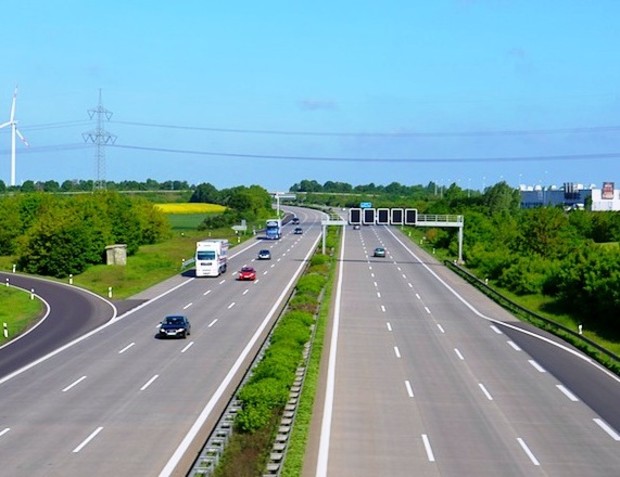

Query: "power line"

xmin=110 ymin=143 xmax=620 ymax=163
xmin=111 ymin=119 xmax=620 ymax=138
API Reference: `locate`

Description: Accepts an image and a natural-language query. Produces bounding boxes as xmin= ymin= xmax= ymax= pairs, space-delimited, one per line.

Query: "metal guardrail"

xmin=417 ymin=214 xmax=463 ymax=224
xmin=445 ymin=260 xmax=620 ymax=371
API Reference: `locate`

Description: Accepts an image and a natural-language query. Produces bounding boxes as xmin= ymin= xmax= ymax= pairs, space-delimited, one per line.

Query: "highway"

xmin=0 ymin=206 xmax=326 ymax=477
xmin=309 ymin=223 xmax=620 ymax=477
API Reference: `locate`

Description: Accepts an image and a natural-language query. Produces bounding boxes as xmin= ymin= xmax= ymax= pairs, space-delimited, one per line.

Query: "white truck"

xmin=195 ymin=239 xmax=229 ymax=277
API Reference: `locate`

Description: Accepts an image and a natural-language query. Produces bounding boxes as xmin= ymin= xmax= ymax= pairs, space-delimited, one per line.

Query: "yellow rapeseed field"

xmin=154 ymin=203 xmax=226 ymax=214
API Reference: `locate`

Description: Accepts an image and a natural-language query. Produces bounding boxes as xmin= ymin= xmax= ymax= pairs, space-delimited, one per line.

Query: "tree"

xmin=483 ymin=181 xmax=520 ymax=215
xmin=190 ymin=183 xmax=220 ymax=204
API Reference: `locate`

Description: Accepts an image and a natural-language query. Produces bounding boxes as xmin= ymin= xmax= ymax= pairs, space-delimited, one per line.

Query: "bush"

xmin=296 ymin=273 xmax=327 ymax=296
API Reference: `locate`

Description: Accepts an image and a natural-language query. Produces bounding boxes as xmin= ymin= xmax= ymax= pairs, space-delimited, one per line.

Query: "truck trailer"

xmin=195 ymin=239 xmax=229 ymax=277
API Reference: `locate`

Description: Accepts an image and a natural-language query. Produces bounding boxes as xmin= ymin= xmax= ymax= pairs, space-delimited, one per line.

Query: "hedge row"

xmin=235 ymin=256 xmax=329 ymax=434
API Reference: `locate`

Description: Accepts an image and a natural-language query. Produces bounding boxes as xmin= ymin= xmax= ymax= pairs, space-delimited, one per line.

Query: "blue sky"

xmin=2 ymin=0 xmax=619 ymax=192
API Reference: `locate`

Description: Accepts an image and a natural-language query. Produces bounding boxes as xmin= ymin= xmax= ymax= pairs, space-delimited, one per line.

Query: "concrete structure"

xmin=519 ymin=181 xmax=620 ymax=211
xmin=105 ymin=244 xmax=127 ymax=265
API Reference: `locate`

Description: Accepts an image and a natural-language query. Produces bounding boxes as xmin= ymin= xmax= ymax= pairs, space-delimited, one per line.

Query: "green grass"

xmin=72 ymin=227 xmax=248 ymax=299
xmin=0 ymin=286 xmax=44 ymax=345
xmin=166 ymin=213 xmax=214 ymax=230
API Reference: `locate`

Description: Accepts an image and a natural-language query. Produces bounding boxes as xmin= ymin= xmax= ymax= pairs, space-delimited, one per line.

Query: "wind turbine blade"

xmin=0 ymin=121 xmax=11 ymax=129
xmin=16 ymin=128 xmax=29 ymax=147
xmin=10 ymin=86 xmax=18 ymax=122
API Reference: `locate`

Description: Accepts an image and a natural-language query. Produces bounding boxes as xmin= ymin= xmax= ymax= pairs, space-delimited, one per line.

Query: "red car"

xmin=238 ymin=266 xmax=256 ymax=281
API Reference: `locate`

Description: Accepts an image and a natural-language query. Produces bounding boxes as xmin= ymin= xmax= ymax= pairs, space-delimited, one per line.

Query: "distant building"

xmin=519 ymin=182 xmax=620 ymax=211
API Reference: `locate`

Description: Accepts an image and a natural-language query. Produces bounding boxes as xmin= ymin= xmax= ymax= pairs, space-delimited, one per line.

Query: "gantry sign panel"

xmin=348 ymin=207 xmax=417 ymax=225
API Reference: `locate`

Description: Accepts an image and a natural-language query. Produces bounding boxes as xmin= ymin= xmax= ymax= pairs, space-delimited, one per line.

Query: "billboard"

xmin=602 ymin=182 xmax=615 ymax=200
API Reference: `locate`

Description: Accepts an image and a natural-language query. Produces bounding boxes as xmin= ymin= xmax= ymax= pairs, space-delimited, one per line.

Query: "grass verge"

xmin=0 ymin=286 xmax=44 ymax=346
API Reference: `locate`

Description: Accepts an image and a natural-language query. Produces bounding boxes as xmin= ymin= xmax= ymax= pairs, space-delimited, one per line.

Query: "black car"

xmin=158 ymin=315 xmax=191 ymax=339
xmin=291 ymin=217 xmax=300 ymax=225
xmin=294 ymin=227 xmax=303 ymax=234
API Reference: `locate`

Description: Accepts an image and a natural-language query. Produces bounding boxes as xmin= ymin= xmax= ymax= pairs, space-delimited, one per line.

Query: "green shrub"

xmin=296 ymin=273 xmax=326 ymax=296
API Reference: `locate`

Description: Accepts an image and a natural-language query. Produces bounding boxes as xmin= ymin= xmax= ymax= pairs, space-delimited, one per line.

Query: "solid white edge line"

xmin=315 ymin=220 xmax=345 ymax=477
xmin=161 ymin=223 xmax=326 ymax=477
xmin=73 ymin=426 xmax=104 ymax=453
xmin=422 ymin=434 xmax=435 ymax=462
xmin=385 ymin=227 xmax=620 ymax=385
xmin=593 ymin=418 xmax=620 ymax=441
xmin=62 ymin=375 xmax=87 ymax=392
xmin=516 ymin=437 xmax=540 ymax=466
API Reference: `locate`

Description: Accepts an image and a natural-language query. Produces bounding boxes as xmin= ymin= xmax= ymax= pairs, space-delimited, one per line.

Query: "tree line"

xmin=0 ymin=178 xmax=191 ymax=193
xmin=0 ymin=192 xmax=170 ymax=278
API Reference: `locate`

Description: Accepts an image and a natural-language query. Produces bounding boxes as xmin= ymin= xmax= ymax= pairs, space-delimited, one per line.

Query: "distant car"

xmin=291 ymin=217 xmax=300 ymax=225
xmin=158 ymin=315 xmax=191 ymax=339
xmin=294 ymin=227 xmax=303 ymax=234
xmin=353 ymin=224 xmax=360 ymax=230
xmin=238 ymin=266 xmax=257 ymax=281
xmin=373 ymin=247 xmax=386 ymax=258
xmin=257 ymin=249 xmax=271 ymax=260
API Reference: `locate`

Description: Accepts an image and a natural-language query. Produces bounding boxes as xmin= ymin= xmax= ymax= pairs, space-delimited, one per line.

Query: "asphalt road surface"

xmin=307 ymin=223 xmax=620 ymax=477
xmin=0 ymin=206 xmax=326 ymax=477
xmin=0 ymin=273 xmax=117 ymax=378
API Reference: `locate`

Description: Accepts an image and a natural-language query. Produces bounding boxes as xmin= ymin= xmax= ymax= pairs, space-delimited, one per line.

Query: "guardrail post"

xmin=12 ymin=264 xmax=16 ymax=273
xmin=579 ymin=324 xmax=583 ymax=335
xmin=108 ymin=286 xmax=113 ymax=298
xmin=5 ymin=278 xmax=9 ymax=287
xmin=30 ymin=288 xmax=35 ymax=300
xmin=69 ymin=274 xmax=73 ymax=285
xmin=3 ymin=323 xmax=7 ymax=338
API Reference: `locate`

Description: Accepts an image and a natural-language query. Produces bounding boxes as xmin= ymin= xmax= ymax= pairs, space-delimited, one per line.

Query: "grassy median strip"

xmin=209 ymin=225 xmax=340 ymax=476
xmin=0 ymin=286 xmax=44 ymax=345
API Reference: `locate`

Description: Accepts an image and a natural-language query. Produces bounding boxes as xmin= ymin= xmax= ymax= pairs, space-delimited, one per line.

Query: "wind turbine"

xmin=0 ymin=86 xmax=29 ymax=186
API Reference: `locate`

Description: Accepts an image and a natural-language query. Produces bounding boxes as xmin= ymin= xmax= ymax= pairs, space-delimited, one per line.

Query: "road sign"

xmin=363 ymin=208 xmax=376 ymax=224
xmin=360 ymin=202 xmax=372 ymax=208
xmin=377 ymin=208 xmax=390 ymax=224
xmin=391 ymin=208 xmax=403 ymax=224
xmin=349 ymin=208 xmax=361 ymax=224
xmin=405 ymin=208 xmax=418 ymax=225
